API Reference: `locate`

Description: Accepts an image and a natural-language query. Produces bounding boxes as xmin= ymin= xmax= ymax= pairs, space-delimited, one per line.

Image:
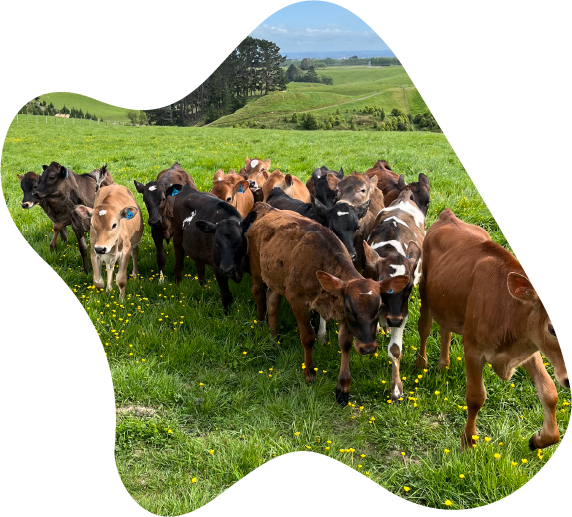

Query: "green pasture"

xmin=38 ymin=92 xmax=129 ymax=121
xmin=1 ymin=123 xmax=569 ymax=515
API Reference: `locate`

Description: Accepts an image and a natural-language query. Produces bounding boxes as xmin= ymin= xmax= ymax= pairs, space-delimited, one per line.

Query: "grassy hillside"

xmin=210 ymin=65 xmax=429 ymax=129
xmin=39 ymin=92 xmax=129 ymax=122
xmin=2 ymin=123 xmax=567 ymax=515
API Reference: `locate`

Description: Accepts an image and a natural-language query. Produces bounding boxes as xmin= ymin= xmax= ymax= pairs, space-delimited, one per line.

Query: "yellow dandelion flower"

xmin=191 ymin=477 xmax=197 ymax=483
xmin=459 ymin=474 xmax=464 ymax=479
xmin=404 ymin=486 xmax=411 ymax=492
xmin=445 ymin=500 xmax=452 ymax=506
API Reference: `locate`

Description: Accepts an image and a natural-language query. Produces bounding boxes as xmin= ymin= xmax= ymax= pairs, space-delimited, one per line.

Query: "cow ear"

xmin=311 ymin=195 xmax=328 ymax=218
xmin=75 ymin=205 xmax=93 ymax=219
xmin=245 ymin=157 xmax=251 ymax=167
xmin=363 ymin=241 xmax=382 ymax=272
xmin=316 ymin=271 xmax=347 ymax=294
xmin=196 ymin=220 xmax=217 ymax=234
xmin=355 ymin=199 xmax=371 ymax=219
xmin=134 ymin=180 xmax=145 ymax=194
xmin=263 ymin=170 xmax=269 ymax=179
xmin=214 ymin=169 xmax=224 ymax=182
xmin=367 ymin=175 xmax=377 ymax=188
xmin=165 ymin=184 xmax=183 ymax=197
xmin=379 ymin=275 xmax=410 ymax=295
xmin=285 ymin=174 xmax=294 ymax=187
xmin=42 ymin=164 xmax=48 ymax=171
xmin=234 ymin=180 xmax=250 ymax=196
xmin=120 ymin=206 xmax=139 ymax=220
xmin=507 ymin=272 xmax=538 ymax=302
xmin=326 ymin=173 xmax=340 ymax=191
xmin=338 ymin=167 xmax=344 ymax=179
xmin=60 ymin=166 xmax=68 ymax=178
xmin=419 ymin=173 xmax=430 ymax=188
xmin=241 ymin=211 xmax=257 ymax=233
xmin=17 ymin=174 xmax=24 ymax=182
xmin=398 ymin=174 xmax=406 ymax=190
xmin=265 ymin=158 xmax=271 ymax=168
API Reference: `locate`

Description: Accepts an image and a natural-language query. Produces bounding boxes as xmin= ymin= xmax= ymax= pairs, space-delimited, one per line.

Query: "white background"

xmin=0 ymin=1 xmax=570 ymax=516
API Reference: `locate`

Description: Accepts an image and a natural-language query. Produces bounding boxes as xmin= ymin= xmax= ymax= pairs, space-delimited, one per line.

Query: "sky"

xmin=249 ymin=1 xmax=392 ymax=57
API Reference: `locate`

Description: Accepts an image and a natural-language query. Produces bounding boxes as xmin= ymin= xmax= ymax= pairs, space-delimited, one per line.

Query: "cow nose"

xmin=21 ymin=202 xmax=29 ymax=209
xmin=221 ymin=264 xmax=234 ymax=273
xmin=387 ymin=316 xmax=403 ymax=327
xmin=359 ymin=344 xmax=378 ymax=355
xmin=249 ymin=180 xmax=256 ymax=187
xmin=565 ymin=378 xmax=570 ymax=389
xmin=94 ymin=246 xmax=107 ymax=255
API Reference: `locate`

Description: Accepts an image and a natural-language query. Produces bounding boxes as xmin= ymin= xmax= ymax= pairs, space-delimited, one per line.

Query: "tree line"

xmin=144 ymin=36 xmax=287 ymax=127
xmin=283 ymin=56 xmax=401 ymax=67
xmin=18 ymin=98 xmax=102 ymax=121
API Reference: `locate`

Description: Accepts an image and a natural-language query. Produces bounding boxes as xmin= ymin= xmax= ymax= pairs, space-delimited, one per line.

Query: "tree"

xmin=304 ymin=66 xmax=319 ymax=83
xmin=320 ymin=75 xmax=333 ymax=85
xmin=380 ymin=108 xmax=385 ymax=121
xmin=286 ymin=64 xmax=302 ymax=82
xmin=300 ymin=57 xmax=312 ymax=70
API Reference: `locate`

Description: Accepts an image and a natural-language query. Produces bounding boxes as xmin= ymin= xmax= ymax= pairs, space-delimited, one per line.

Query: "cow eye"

xmin=548 ymin=324 xmax=556 ymax=337
xmin=360 ymin=189 xmax=366 ymax=193
xmin=111 ymin=223 xmax=117 ymax=230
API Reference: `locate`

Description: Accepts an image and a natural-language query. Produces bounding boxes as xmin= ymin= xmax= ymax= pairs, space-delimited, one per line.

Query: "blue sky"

xmin=250 ymin=1 xmax=390 ymax=54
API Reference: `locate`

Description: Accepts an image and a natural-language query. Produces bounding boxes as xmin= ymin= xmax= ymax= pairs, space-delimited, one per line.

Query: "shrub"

xmin=303 ymin=112 xmax=319 ymax=130
xmin=326 ymin=122 xmax=332 ymax=130
xmin=380 ymin=108 xmax=386 ymax=121
xmin=291 ymin=113 xmax=298 ymax=123
xmin=391 ymin=108 xmax=407 ymax=118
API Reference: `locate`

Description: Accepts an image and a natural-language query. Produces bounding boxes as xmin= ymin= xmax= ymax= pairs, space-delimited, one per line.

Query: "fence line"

xmin=14 ymin=114 xmax=135 ymax=127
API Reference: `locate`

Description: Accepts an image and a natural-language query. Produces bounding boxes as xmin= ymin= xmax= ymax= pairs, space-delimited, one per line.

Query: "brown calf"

xmin=213 ymin=169 xmax=242 ymax=184
xmin=75 ymin=184 xmax=143 ymax=300
xmin=262 ymin=170 xmax=311 ymax=203
xmin=210 ymin=178 xmax=254 ymax=218
xmin=248 ymin=203 xmax=409 ymax=404
xmin=416 ymin=209 xmax=568 ymax=450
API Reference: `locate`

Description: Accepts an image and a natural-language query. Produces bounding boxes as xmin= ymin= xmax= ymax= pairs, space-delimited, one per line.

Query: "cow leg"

xmin=151 ymin=226 xmax=166 ymax=282
xmin=105 ymin=258 xmax=116 ymax=292
xmin=92 ymin=252 xmax=104 ymax=290
xmin=251 ymin=278 xmax=267 ymax=322
xmin=437 ymin=329 xmax=452 ymax=370
xmin=290 ymin=303 xmax=317 ymax=383
xmin=521 ymin=352 xmax=560 ymax=450
xmin=462 ymin=349 xmax=486 ymax=450
xmin=266 ymin=289 xmax=282 ymax=337
xmin=388 ymin=319 xmax=407 ymax=402
xmin=416 ymin=280 xmax=431 ymax=369
xmin=196 ymin=262 xmax=206 ymax=286
xmin=335 ymin=320 xmax=354 ymax=406
xmin=130 ymin=245 xmax=139 ymax=278
xmin=214 ymin=271 xmax=233 ymax=315
xmin=49 ymin=222 xmax=62 ymax=251
xmin=317 ymin=316 xmax=327 ymax=344
xmin=173 ymin=239 xmax=185 ymax=285
xmin=60 ymin=226 xmax=68 ymax=243
xmin=73 ymin=227 xmax=89 ymax=273
xmin=116 ymin=249 xmax=131 ymax=301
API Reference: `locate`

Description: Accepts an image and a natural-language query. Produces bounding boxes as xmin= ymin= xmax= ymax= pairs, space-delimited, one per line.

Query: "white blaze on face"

xmin=337 ymin=211 xmax=349 ymax=216
xmin=359 ymin=291 xmax=373 ymax=295
xmin=250 ymin=159 xmax=259 ymax=168
xmin=371 ymin=240 xmax=406 ymax=257
xmin=390 ymin=264 xmax=406 ymax=277
xmin=148 ymin=185 xmax=157 ymax=191
xmin=98 ymin=209 xmax=107 ymax=216
xmin=182 ymin=211 xmax=197 ymax=228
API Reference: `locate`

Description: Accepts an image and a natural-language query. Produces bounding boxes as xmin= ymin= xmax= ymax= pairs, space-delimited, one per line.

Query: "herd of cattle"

xmin=18 ymin=157 xmax=568 ymax=451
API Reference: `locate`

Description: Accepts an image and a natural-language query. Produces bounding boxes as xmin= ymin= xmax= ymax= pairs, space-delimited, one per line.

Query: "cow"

xmin=415 ymin=209 xmax=569 ymax=450
xmin=363 ymin=189 xmax=426 ymax=402
xmin=213 ymin=169 xmax=242 ymax=184
xmin=133 ymin=162 xmax=196 ymax=282
xmin=262 ymin=170 xmax=311 ymax=203
xmin=211 ymin=177 xmax=254 ymax=218
xmin=33 ymin=161 xmax=112 ymax=272
xmin=17 ymin=171 xmax=71 ymax=250
xmin=365 ymin=160 xmax=431 ymax=216
xmin=248 ymin=203 xmax=409 ymax=405
xmin=239 ymin=157 xmax=271 ymax=202
xmin=172 ymin=187 xmax=257 ymax=314
xmin=306 ymin=166 xmax=344 ymax=208
xmin=74 ymin=184 xmax=143 ymax=300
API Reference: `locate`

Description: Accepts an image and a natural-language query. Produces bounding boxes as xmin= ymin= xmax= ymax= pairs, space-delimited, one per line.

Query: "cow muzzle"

xmin=220 ymin=264 xmax=235 ymax=274
xmin=94 ymin=246 xmax=108 ymax=255
xmin=355 ymin=340 xmax=379 ymax=356
xmin=21 ymin=201 xmax=36 ymax=209
xmin=386 ymin=316 xmax=403 ymax=327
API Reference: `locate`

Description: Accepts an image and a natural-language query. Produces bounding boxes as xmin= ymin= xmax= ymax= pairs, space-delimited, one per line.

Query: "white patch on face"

xmin=390 ymin=264 xmax=406 ymax=277
xmin=315 ymin=170 xmax=321 ymax=178
xmin=337 ymin=211 xmax=349 ymax=216
xmin=371 ymin=240 xmax=406 ymax=257
xmin=359 ymin=290 xmax=373 ymax=295
xmin=413 ymin=258 xmax=422 ymax=286
xmin=148 ymin=185 xmax=157 ymax=191
xmin=218 ymin=178 xmax=222 ymax=181
xmin=250 ymin=159 xmax=259 ymax=168
xmin=182 ymin=211 xmax=197 ymax=228
xmin=384 ymin=216 xmax=409 ymax=228
xmin=98 ymin=209 xmax=107 ymax=216
xmin=379 ymin=202 xmax=424 ymax=230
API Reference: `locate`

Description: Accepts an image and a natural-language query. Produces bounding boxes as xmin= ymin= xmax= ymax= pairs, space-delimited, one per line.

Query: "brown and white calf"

xmin=18 ymin=171 xmax=71 ymax=250
xmin=75 ymin=184 xmax=143 ymax=300
xmin=363 ymin=190 xmax=426 ymax=401
xmin=416 ymin=209 xmax=568 ymax=450
xmin=262 ymin=170 xmax=311 ymax=203
xmin=248 ymin=203 xmax=409 ymax=405
xmin=211 ymin=177 xmax=254 ymax=218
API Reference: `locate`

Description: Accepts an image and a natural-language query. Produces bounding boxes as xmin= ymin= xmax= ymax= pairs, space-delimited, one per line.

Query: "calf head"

xmin=363 ymin=241 xmax=422 ymax=328
xmin=310 ymin=166 xmax=344 ymax=208
xmin=211 ymin=179 xmax=250 ymax=206
xmin=507 ymin=273 xmax=569 ymax=389
xmin=328 ymin=172 xmax=377 ymax=207
xmin=75 ymin=204 xmax=139 ymax=255
xmin=33 ymin=162 xmax=69 ymax=200
xmin=316 ymin=271 xmax=410 ymax=355
xmin=213 ymin=169 xmax=242 ymax=185
xmin=17 ymin=172 xmax=41 ymax=208
xmin=241 ymin=157 xmax=270 ymax=189
xmin=312 ymin=197 xmax=369 ymax=262
xmin=195 ymin=211 xmax=257 ymax=282
xmin=262 ymin=170 xmax=300 ymax=200
xmin=134 ymin=180 xmax=181 ymax=228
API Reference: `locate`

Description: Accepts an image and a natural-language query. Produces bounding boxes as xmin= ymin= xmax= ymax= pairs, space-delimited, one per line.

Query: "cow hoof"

xmin=304 ymin=370 xmax=317 ymax=383
xmin=528 ymin=434 xmax=539 ymax=451
xmin=437 ymin=361 xmax=450 ymax=371
xmin=415 ymin=356 xmax=428 ymax=370
xmin=317 ymin=333 xmax=326 ymax=345
xmin=335 ymin=389 xmax=349 ymax=406
xmin=391 ymin=395 xmax=403 ymax=404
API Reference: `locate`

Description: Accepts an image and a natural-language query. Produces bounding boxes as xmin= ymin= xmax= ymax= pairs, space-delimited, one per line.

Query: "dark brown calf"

xmin=248 ymin=203 xmax=409 ymax=404
xmin=262 ymin=170 xmax=311 ymax=203
xmin=416 ymin=209 xmax=568 ymax=450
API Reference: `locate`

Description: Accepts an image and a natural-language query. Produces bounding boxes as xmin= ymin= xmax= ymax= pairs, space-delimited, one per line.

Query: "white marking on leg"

xmin=159 ymin=270 xmax=165 ymax=284
xmin=149 ymin=185 xmax=157 ymax=191
xmin=317 ymin=316 xmax=327 ymax=343
xmin=390 ymin=265 xmax=406 ymax=277
xmin=98 ymin=209 xmax=107 ymax=216
xmin=182 ymin=211 xmax=196 ymax=228
xmin=413 ymin=258 xmax=422 ymax=286
xmin=371 ymin=240 xmax=406 ymax=256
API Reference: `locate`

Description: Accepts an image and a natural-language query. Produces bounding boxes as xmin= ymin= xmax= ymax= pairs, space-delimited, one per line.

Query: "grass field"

xmin=210 ymin=65 xmax=428 ymax=129
xmin=38 ymin=92 xmax=129 ymax=122
xmin=1 ymin=122 xmax=569 ymax=515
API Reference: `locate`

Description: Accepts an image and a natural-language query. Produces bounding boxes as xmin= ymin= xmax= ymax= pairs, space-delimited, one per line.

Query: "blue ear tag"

xmin=406 ymin=255 xmax=410 ymax=259
xmin=245 ymin=222 xmax=252 ymax=232
xmin=65 ymin=169 xmax=69 ymax=178
xmin=126 ymin=209 xmax=134 ymax=220
xmin=239 ymin=184 xmax=244 ymax=193
xmin=389 ymin=289 xmax=394 ymax=294
xmin=172 ymin=188 xmax=179 ymax=196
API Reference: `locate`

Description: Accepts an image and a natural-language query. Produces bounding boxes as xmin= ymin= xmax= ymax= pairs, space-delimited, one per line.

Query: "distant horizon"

xmin=283 ymin=49 xmax=395 ymax=60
